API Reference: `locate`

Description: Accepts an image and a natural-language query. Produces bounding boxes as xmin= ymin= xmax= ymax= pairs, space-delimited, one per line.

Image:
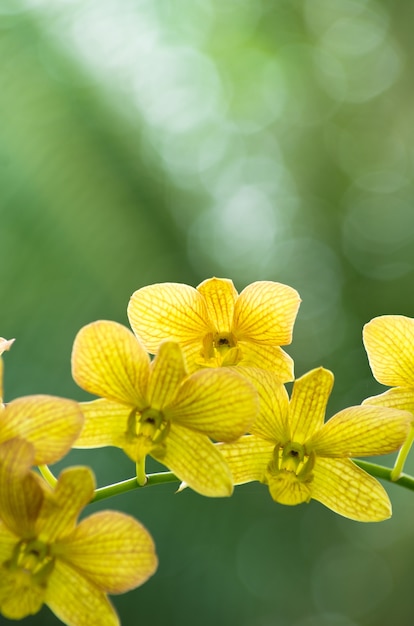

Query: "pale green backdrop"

xmin=2 ymin=1 xmax=414 ymax=625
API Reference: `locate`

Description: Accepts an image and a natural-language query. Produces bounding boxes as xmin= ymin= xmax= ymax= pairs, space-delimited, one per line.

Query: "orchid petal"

xmin=196 ymin=277 xmax=237 ymax=333
xmin=0 ymin=396 xmax=83 ymax=465
xmin=0 ymin=568 xmax=45 ymax=619
xmin=233 ymin=281 xmax=301 ymax=345
xmin=0 ymin=338 xmax=15 ymax=356
xmin=57 ymin=511 xmax=157 ymax=593
xmin=0 ymin=439 xmax=42 ymax=537
xmin=218 ymin=435 xmax=274 ymax=484
xmin=0 ymin=338 xmax=14 ymax=406
xmin=166 ymin=368 xmax=258 ymax=441
xmin=152 ymin=424 xmax=233 ymax=497
xmin=46 ymin=560 xmax=119 ymax=626
xmin=128 ymin=283 xmax=211 ymax=352
xmin=37 ymin=467 xmax=95 ymax=543
xmin=238 ymin=341 xmax=295 ymax=381
xmin=147 ymin=342 xmax=187 ymax=409
xmin=362 ymin=386 xmax=414 ymax=414
xmin=309 ymin=405 xmax=411 ymax=457
xmin=0 ymin=521 xmax=16 ymax=564
xmin=266 ymin=470 xmax=313 ymax=505
xmin=178 ymin=341 xmax=207 ymax=374
xmin=289 ymin=368 xmax=333 ymax=443
xmin=72 ymin=321 xmax=149 ymax=406
xmin=237 ymin=367 xmax=289 ymax=442
xmin=312 ymin=457 xmax=391 ymax=521
xmin=363 ymin=315 xmax=414 ymax=386
xmin=74 ymin=399 xmax=131 ymax=449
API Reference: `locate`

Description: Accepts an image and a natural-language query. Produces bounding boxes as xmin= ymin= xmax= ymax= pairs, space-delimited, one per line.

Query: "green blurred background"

xmin=2 ymin=0 xmax=414 ymax=624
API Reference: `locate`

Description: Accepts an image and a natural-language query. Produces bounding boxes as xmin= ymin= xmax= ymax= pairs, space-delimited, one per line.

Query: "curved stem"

xmin=354 ymin=459 xmax=414 ymax=491
xmin=38 ymin=464 xmax=58 ymax=487
xmin=36 ymin=458 xmax=414 ymax=506
xmin=91 ymin=460 xmax=414 ymax=504
xmin=92 ymin=470 xmax=179 ymax=503
xmin=391 ymin=424 xmax=414 ymax=481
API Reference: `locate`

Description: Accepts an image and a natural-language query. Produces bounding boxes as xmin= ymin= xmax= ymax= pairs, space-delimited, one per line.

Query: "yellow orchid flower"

xmin=363 ymin=315 xmax=414 ymax=412
xmin=218 ymin=367 xmax=412 ymax=521
xmin=127 ymin=277 xmax=301 ymax=381
xmin=0 ymin=338 xmax=83 ymax=465
xmin=363 ymin=315 xmax=414 ymax=478
xmin=0 ymin=396 xmax=84 ymax=466
xmin=0 ymin=438 xmax=157 ymax=626
xmin=0 ymin=337 xmax=15 ymax=406
xmin=71 ymin=320 xmax=259 ymax=497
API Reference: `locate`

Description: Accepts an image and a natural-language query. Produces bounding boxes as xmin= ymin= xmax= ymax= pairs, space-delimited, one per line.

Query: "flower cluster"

xmin=125 ymin=279 xmax=411 ymax=520
xmin=1 ymin=277 xmax=414 ymax=626
xmin=0 ymin=339 xmax=157 ymax=626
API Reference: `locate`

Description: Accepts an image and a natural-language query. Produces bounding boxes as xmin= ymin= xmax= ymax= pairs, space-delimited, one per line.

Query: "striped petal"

xmin=0 ymin=439 xmax=43 ymax=537
xmin=237 ymin=367 xmax=289 ymax=442
xmin=218 ymin=435 xmax=274 ymax=484
xmin=147 ymin=342 xmax=187 ymax=409
xmin=363 ymin=315 xmax=414 ymax=386
xmin=166 ymin=368 xmax=258 ymax=442
xmin=238 ymin=341 xmax=295 ymax=381
xmin=152 ymin=424 xmax=233 ymax=497
xmin=289 ymin=368 xmax=333 ymax=443
xmin=233 ymin=281 xmax=301 ymax=345
xmin=0 ymin=521 xmax=17 ymax=564
xmin=311 ymin=457 xmax=391 ymax=521
xmin=46 ymin=560 xmax=119 ymax=626
xmin=73 ymin=400 xmax=151 ymax=466
xmin=0 ymin=568 xmax=45 ymax=619
xmin=196 ymin=277 xmax=237 ymax=333
xmin=0 ymin=396 xmax=83 ymax=465
xmin=308 ymin=405 xmax=411 ymax=457
xmin=362 ymin=386 xmax=414 ymax=414
xmin=266 ymin=469 xmax=313 ymax=505
xmin=74 ymin=399 xmax=131 ymax=449
xmin=37 ymin=467 xmax=95 ymax=543
xmin=72 ymin=321 xmax=149 ymax=407
xmin=58 ymin=511 xmax=157 ymax=593
xmin=179 ymin=341 xmax=207 ymax=374
xmin=128 ymin=282 xmax=211 ymax=352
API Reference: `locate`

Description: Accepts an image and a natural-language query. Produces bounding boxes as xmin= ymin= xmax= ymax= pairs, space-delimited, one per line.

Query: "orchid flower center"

xmin=268 ymin=442 xmax=315 ymax=482
xmin=213 ymin=332 xmax=236 ymax=353
xmin=6 ymin=539 xmax=55 ymax=585
xmin=126 ymin=407 xmax=170 ymax=449
xmin=201 ymin=332 xmax=240 ymax=366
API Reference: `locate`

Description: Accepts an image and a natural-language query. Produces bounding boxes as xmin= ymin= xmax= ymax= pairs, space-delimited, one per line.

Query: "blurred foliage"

xmin=2 ymin=1 xmax=414 ymax=625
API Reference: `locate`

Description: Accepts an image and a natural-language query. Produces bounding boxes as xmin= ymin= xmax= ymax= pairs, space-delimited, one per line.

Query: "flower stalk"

xmin=89 ymin=461 xmax=414 ymax=504
xmin=4 ymin=278 xmax=414 ymax=626
xmin=92 ymin=470 xmax=179 ymax=502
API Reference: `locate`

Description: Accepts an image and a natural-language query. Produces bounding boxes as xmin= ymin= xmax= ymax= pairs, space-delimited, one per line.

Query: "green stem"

xmin=38 ymin=464 xmax=58 ymax=487
xmin=40 ymin=460 xmax=414 ymax=506
xmin=91 ymin=460 xmax=414 ymax=504
xmin=92 ymin=470 xmax=179 ymax=503
xmin=136 ymin=457 xmax=147 ymax=486
xmin=354 ymin=459 xmax=414 ymax=491
xmin=391 ymin=424 xmax=414 ymax=481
